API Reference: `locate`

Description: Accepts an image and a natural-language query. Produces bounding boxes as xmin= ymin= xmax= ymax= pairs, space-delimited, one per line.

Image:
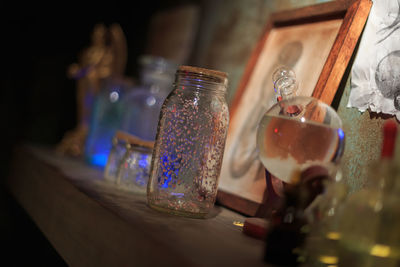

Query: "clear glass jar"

xmin=117 ymin=144 xmax=153 ymax=193
xmin=105 ymin=130 xmax=154 ymax=183
xmin=147 ymin=65 xmax=229 ymax=218
xmin=121 ymin=55 xmax=177 ymax=141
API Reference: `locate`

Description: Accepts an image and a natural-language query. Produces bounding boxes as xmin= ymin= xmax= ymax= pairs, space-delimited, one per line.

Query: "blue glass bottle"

xmin=85 ymin=77 xmax=131 ymax=167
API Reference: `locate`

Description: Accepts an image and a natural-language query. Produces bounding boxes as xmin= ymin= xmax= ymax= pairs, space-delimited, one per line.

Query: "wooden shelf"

xmin=6 ymin=145 xmax=265 ymax=266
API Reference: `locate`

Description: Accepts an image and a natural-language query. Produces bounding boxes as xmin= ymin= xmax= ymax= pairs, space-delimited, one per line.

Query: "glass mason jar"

xmin=147 ymin=65 xmax=229 ymax=218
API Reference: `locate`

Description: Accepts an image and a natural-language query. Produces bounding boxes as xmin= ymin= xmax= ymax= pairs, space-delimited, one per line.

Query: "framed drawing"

xmin=217 ymin=0 xmax=372 ymax=216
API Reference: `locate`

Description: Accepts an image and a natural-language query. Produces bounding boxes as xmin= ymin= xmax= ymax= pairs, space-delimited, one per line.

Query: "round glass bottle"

xmin=147 ymin=66 xmax=229 ymax=218
xmin=121 ymin=55 xmax=177 ymax=141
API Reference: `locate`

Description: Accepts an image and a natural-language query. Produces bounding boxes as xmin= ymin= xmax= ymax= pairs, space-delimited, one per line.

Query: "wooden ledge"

xmin=6 ymin=144 xmax=264 ymax=267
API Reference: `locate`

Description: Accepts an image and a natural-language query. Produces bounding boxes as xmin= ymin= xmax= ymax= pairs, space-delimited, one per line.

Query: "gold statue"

xmin=56 ymin=23 xmax=127 ymax=156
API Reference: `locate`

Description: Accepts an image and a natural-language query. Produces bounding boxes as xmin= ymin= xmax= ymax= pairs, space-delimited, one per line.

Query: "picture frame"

xmin=216 ymin=0 xmax=372 ymax=216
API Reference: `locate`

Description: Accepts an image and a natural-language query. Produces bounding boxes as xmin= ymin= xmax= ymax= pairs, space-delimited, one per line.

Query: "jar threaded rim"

xmin=178 ymin=65 xmax=227 ymax=81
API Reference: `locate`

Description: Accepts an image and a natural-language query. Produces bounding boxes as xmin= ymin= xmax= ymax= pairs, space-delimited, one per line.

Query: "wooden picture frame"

xmin=217 ymin=0 xmax=372 ymax=216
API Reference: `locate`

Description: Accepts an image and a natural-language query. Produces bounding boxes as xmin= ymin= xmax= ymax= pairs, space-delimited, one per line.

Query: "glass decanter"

xmin=257 ymin=67 xmax=345 ymax=185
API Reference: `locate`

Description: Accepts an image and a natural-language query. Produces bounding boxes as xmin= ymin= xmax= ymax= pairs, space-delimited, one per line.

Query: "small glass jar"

xmin=147 ymin=65 xmax=229 ymax=218
xmin=116 ymin=144 xmax=153 ymax=193
xmin=104 ymin=131 xmax=154 ymax=182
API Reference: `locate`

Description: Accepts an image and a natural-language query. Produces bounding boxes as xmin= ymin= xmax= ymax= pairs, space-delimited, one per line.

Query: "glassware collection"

xmin=84 ymin=55 xmax=177 ymax=168
xmin=73 ymin=57 xmax=400 ymax=265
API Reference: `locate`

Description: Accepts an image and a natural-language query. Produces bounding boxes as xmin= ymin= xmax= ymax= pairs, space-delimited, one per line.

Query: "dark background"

xmin=1 ymin=2 xmax=197 ymax=265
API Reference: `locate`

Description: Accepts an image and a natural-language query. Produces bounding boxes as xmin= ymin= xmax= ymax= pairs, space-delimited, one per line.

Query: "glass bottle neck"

xmin=275 ymin=77 xmax=297 ymax=102
xmin=277 ymin=91 xmax=295 ymax=102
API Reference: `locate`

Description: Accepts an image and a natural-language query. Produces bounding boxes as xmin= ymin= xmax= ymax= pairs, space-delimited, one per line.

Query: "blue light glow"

xmin=160 ymin=153 xmax=180 ymax=188
xmin=161 ymin=154 xmax=172 ymax=188
xmin=84 ymin=133 xmax=113 ymax=168
xmin=338 ymin=128 xmax=345 ymax=140
xmin=88 ymin=153 xmax=109 ymax=167
xmin=139 ymin=154 xmax=150 ymax=169
xmin=331 ymin=127 xmax=346 ymax=163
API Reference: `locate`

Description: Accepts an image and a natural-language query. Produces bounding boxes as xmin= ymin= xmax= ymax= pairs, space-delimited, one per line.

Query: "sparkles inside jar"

xmin=147 ymin=65 xmax=229 ymax=218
